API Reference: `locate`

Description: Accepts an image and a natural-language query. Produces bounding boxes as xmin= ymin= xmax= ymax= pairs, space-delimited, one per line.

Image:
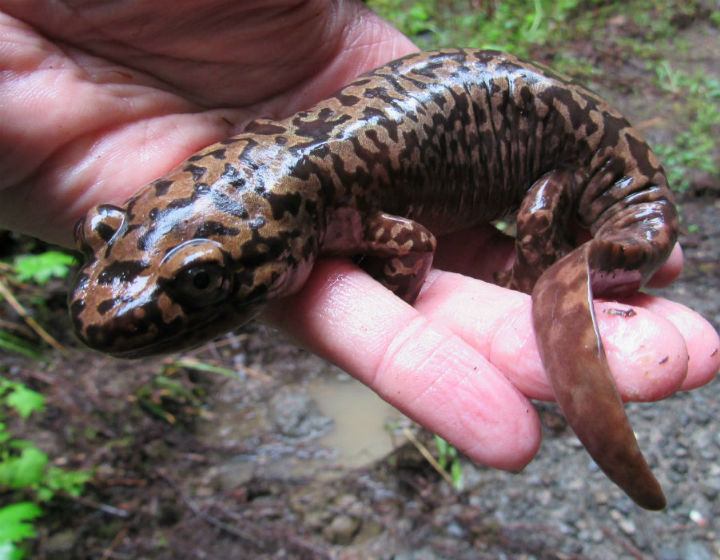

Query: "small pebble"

xmin=323 ymin=515 xmax=360 ymax=545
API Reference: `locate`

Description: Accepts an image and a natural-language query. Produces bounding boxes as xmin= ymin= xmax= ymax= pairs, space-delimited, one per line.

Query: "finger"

xmin=263 ymin=259 xmax=542 ymax=472
xmin=646 ymin=243 xmax=684 ymax=288
xmin=414 ymin=270 xmax=705 ymax=402
xmin=626 ymin=293 xmax=720 ymax=391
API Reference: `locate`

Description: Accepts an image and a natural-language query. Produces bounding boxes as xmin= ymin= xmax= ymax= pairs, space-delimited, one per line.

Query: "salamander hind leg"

xmin=501 ymin=169 xmax=666 ymax=509
xmin=495 ymin=170 xmax=576 ymax=293
xmin=357 ymin=212 xmax=437 ymax=303
xmin=532 ymin=242 xmax=666 ymax=510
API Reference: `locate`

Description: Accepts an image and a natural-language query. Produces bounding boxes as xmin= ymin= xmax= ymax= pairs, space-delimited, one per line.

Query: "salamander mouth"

xmin=102 ymin=331 xmax=212 ymax=359
xmin=82 ymin=300 xmax=266 ymax=359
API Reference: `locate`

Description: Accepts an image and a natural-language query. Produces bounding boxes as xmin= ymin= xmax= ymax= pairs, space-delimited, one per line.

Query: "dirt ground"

xmin=1 ymin=6 xmax=719 ymax=560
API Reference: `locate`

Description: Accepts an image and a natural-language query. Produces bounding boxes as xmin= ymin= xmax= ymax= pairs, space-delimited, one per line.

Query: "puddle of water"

xmin=308 ymin=374 xmax=406 ymax=472
xmin=200 ymin=373 xmax=408 ymax=489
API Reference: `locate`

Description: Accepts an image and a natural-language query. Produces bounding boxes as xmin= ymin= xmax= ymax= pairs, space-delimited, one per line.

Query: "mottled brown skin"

xmin=70 ymin=49 xmax=678 ymax=510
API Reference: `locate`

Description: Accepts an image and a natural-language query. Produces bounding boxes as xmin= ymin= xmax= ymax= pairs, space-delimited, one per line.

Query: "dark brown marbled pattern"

xmin=70 ymin=49 xmax=678 ymax=510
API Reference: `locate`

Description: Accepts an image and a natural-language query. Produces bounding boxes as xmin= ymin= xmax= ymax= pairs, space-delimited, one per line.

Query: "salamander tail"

xmin=531 ymin=243 xmax=666 ymax=510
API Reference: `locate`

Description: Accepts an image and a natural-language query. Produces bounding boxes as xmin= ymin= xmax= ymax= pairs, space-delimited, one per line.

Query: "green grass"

xmin=0 ymin=379 xmax=91 ymax=558
xmin=367 ymin=0 xmax=582 ymax=56
xmin=0 ymin=248 xmax=87 ymax=557
xmin=652 ymin=68 xmax=720 ymax=192
xmin=0 ymin=249 xmax=78 ymax=358
xmin=434 ymin=435 xmax=463 ymax=490
xmin=367 ymin=0 xmax=713 ymax=57
xmin=367 ymin=0 xmax=719 ymax=194
xmin=0 ymin=332 xmax=44 ymax=361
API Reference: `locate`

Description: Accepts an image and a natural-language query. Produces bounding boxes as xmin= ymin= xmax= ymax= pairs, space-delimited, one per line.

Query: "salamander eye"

xmin=168 ymin=262 xmax=231 ymax=308
xmin=160 ymin=240 xmax=232 ymax=309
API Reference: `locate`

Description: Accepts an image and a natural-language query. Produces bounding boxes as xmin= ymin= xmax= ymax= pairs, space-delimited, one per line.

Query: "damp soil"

xmin=1 ymin=8 xmax=719 ymax=560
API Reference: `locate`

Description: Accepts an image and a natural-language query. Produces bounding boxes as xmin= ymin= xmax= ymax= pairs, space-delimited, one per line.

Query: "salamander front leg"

xmin=357 ymin=212 xmax=437 ymax=303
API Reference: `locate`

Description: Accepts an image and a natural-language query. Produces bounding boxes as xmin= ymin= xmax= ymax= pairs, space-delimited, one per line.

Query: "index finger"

xmin=263 ymin=258 xmax=542 ymax=472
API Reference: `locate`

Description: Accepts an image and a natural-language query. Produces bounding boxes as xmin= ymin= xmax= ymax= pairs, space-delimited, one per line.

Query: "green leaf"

xmin=0 ymin=541 xmax=27 ymax=560
xmin=434 ymin=435 xmax=458 ymax=469
xmin=0 ymin=502 xmax=43 ymax=543
xmin=153 ymin=376 xmax=197 ymax=401
xmin=0 ymin=333 xmax=45 ymax=361
xmin=450 ymin=459 xmax=464 ymax=491
xmin=12 ymin=251 xmax=77 ymax=285
xmin=169 ymin=359 xmax=239 ymax=379
xmin=44 ymin=467 xmax=91 ymax=497
xmin=35 ymin=487 xmax=53 ymax=502
xmin=5 ymin=385 xmax=44 ymax=419
xmin=3 ymin=448 xmax=48 ymax=489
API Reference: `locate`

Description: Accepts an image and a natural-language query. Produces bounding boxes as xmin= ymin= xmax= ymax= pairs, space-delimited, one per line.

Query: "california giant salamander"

xmin=70 ymin=49 xmax=679 ymax=510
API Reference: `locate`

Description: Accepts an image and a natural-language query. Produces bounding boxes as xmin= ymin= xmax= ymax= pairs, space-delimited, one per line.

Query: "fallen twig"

xmin=0 ymin=277 xmax=66 ymax=354
xmin=64 ymin=492 xmax=131 ymax=518
xmin=402 ymin=426 xmax=456 ymax=487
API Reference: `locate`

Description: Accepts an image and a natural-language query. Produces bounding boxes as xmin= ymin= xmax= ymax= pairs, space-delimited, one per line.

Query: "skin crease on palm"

xmin=0 ymin=0 xmax=718 ymax=472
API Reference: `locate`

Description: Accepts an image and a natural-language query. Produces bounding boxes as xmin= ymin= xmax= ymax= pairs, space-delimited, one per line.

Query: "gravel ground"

xmin=335 ymin=194 xmax=720 ymax=560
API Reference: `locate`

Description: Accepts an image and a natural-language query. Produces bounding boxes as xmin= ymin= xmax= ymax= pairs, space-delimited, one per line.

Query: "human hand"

xmin=2 ymin=0 xmax=718 ymax=472
xmin=0 ymin=0 xmax=417 ymax=244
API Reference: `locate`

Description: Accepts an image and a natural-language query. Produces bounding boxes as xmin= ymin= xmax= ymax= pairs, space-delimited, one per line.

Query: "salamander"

xmin=70 ymin=49 xmax=678 ymax=510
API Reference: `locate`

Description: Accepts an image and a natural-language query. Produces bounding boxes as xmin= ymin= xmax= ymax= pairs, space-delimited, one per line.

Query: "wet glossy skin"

xmin=70 ymin=49 xmax=678 ymax=510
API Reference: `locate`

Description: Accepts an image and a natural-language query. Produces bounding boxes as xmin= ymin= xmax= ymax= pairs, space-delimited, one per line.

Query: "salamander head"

xmin=70 ymin=178 xmax=318 ymax=358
